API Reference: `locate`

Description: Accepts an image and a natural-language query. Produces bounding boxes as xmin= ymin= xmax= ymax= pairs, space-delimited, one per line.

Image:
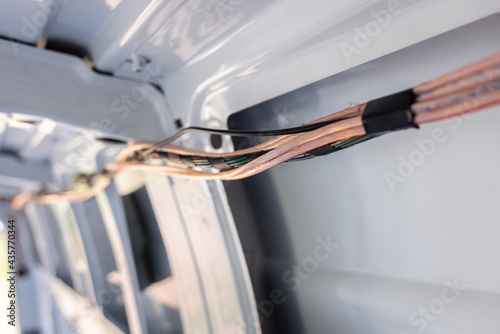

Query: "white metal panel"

xmin=154 ymin=0 xmax=500 ymax=136
xmin=0 ymin=0 xmax=53 ymax=44
xmin=230 ymin=15 xmax=500 ymax=334
xmin=0 ymin=39 xmax=175 ymax=142
xmin=144 ymin=173 xmax=262 ymax=334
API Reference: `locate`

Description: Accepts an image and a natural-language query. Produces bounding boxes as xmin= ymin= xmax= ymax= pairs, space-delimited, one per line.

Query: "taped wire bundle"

xmin=109 ymin=51 xmax=500 ymax=179
xmin=12 ymin=51 xmax=500 ymax=208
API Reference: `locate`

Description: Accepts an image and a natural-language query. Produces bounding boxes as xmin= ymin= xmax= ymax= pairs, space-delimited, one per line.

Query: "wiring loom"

xmin=11 ymin=51 xmax=500 ymax=209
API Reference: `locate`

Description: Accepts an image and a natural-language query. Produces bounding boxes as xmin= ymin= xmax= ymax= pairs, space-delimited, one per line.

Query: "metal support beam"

xmin=0 ymin=39 xmax=174 ymax=142
xmin=96 ymin=182 xmax=148 ymax=334
xmin=0 ymin=155 xmax=53 ymax=184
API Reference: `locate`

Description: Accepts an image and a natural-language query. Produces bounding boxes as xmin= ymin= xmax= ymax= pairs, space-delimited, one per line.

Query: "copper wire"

xmin=414 ymin=51 xmax=500 ymax=95
xmin=10 ymin=53 xmax=500 ymax=207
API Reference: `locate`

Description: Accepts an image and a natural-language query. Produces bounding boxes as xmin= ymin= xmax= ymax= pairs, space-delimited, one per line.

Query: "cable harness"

xmin=11 ymin=52 xmax=500 ymax=209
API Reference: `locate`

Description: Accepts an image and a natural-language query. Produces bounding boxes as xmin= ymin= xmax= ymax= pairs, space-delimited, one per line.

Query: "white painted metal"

xmin=234 ymin=15 xmax=500 ymax=334
xmin=1 ymin=1 xmax=500 ymax=333
xmin=96 ymin=185 xmax=148 ymax=334
xmin=0 ymin=0 xmax=54 ymax=44
xmin=0 ymin=39 xmax=174 ymax=143
xmin=133 ymin=0 xmax=500 ymax=149
xmin=47 ymin=271 xmax=124 ymax=334
xmin=144 ymin=174 xmax=262 ymax=334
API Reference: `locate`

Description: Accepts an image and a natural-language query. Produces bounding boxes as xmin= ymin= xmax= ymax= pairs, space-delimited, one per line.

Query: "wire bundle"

xmin=413 ymin=52 xmax=500 ymax=123
xmin=108 ymin=52 xmax=500 ymax=180
xmin=11 ymin=51 xmax=500 ymax=208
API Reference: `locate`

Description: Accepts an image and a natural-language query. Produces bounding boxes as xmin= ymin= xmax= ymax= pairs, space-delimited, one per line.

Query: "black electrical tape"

xmin=307 ymin=144 xmax=338 ymax=157
xmin=179 ymin=155 xmax=196 ymax=167
xmin=362 ymin=89 xmax=418 ymax=135
xmin=207 ymin=157 xmax=233 ymax=170
xmin=158 ymin=151 xmax=169 ymax=159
